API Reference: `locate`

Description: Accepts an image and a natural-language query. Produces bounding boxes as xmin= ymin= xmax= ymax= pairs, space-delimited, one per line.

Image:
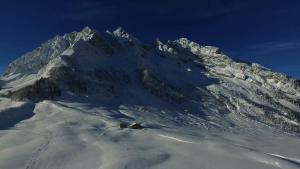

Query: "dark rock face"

xmin=89 ymin=34 xmax=115 ymax=55
xmin=92 ymin=68 xmax=131 ymax=94
xmin=48 ymin=66 xmax=74 ymax=82
xmin=49 ymin=66 xmax=88 ymax=93
xmin=264 ymin=111 xmax=300 ymax=132
xmin=296 ymin=80 xmax=300 ymax=90
xmin=8 ymin=65 xmax=133 ymax=101
xmin=9 ymin=78 xmax=61 ymax=101
xmin=0 ymin=80 xmax=3 ymax=90
xmin=67 ymin=80 xmax=88 ymax=93
xmin=129 ymin=123 xmax=144 ymax=129
xmin=119 ymin=122 xmax=129 ymax=129
xmin=94 ymin=68 xmax=131 ymax=85
xmin=118 ymin=122 xmax=145 ymax=130
xmin=142 ymin=69 xmax=185 ymax=103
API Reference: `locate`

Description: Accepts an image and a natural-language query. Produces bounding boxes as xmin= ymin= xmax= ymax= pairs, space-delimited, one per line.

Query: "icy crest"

xmin=174 ymin=38 xmax=222 ymax=55
xmin=3 ymin=26 xmax=98 ymax=76
xmin=113 ymin=27 xmax=130 ymax=38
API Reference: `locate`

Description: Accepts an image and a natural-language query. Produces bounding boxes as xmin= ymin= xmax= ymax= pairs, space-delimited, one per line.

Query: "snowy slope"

xmin=0 ymin=27 xmax=300 ymax=169
xmin=0 ymin=97 xmax=300 ymax=169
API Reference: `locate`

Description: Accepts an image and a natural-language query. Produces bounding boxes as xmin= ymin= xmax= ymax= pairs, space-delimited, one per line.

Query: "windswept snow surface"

xmin=0 ymin=96 xmax=300 ymax=169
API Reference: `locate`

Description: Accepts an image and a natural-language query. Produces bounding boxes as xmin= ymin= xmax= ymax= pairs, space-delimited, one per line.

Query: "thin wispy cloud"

xmin=225 ymin=39 xmax=300 ymax=79
xmin=63 ymin=0 xmax=117 ymax=21
xmin=61 ymin=0 xmax=268 ymax=24
xmin=247 ymin=41 xmax=300 ymax=55
xmin=126 ymin=0 xmax=262 ymax=21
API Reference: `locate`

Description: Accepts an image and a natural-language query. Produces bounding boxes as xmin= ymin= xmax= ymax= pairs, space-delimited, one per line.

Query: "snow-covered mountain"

xmin=1 ymin=26 xmax=299 ymax=132
xmin=0 ymin=27 xmax=300 ymax=169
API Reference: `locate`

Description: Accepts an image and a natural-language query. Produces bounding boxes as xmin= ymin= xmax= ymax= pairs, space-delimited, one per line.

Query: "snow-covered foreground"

xmin=0 ymin=97 xmax=300 ymax=169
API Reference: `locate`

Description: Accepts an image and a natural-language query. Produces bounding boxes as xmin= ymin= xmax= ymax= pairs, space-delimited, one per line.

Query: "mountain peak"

xmin=113 ymin=26 xmax=127 ymax=33
xmin=174 ymin=38 xmax=191 ymax=47
xmin=173 ymin=38 xmax=222 ymax=55
xmin=78 ymin=26 xmax=97 ymax=40
xmin=113 ymin=27 xmax=129 ymax=37
xmin=81 ymin=26 xmax=98 ymax=34
xmin=112 ymin=27 xmax=141 ymax=45
xmin=81 ymin=26 xmax=93 ymax=32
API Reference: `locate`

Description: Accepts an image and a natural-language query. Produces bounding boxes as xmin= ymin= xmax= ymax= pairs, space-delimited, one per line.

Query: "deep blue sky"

xmin=0 ymin=0 xmax=300 ymax=78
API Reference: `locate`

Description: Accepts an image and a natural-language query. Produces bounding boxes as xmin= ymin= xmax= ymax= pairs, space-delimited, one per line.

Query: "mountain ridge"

xmin=0 ymin=26 xmax=300 ymax=133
